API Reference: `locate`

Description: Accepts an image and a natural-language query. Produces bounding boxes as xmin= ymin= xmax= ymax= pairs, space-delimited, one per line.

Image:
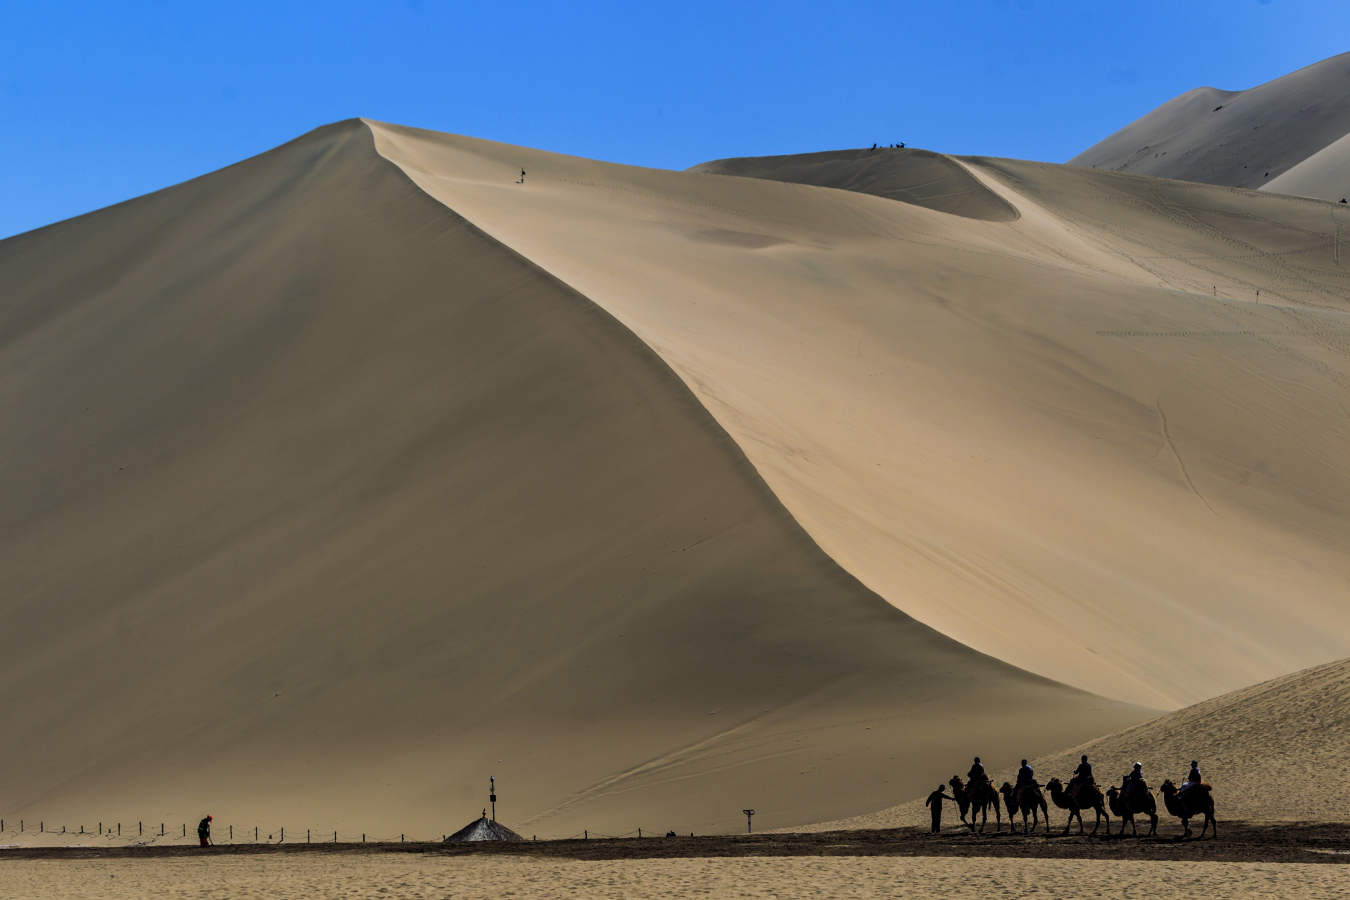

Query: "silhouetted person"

xmin=519 ymin=168 xmax=526 ymax=184
xmin=1122 ymin=762 xmax=1146 ymax=802
xmin=1016 ymin=759 xmax=1035 ymax=787
xmin=197 ymin=815 xmax=212 ymax=847
xmin=968 ymin=756 xmax=987 ymax=786
xmin=1180 ymin=759 xmax=1203 ymax=796
xmin=925 ymin=784 xmax=956 ymax=833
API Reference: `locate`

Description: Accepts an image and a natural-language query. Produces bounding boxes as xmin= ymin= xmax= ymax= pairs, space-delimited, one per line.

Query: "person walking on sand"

xmin=925 ymin=784 xmax=957 ymax=833
xmin=197 ymin=815 xmax=213 ymax=847
xmin=519 ymin=167 xmax=526 ymax=184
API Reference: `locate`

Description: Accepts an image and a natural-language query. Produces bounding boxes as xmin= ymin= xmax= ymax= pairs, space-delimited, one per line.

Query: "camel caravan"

xmin=931 ymin=755 xmax=1217 ymax=838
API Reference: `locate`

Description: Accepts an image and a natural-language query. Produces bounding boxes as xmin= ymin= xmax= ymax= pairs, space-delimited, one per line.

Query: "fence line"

xmin=1 ymin=817 xmax=681 ymax=846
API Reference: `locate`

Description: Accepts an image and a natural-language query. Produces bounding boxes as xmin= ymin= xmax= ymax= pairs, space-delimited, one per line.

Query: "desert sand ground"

xmin=1071 ymin=51 xmax=1350 ymax=200
xmin=2 ymin=852 xmax=1346 ymax=899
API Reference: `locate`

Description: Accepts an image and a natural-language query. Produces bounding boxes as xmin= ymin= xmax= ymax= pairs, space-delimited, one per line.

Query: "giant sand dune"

xmin=0 ymin=120 xmax=1141 ymax=841
xmin=4 ymin=110 xmax=1350 ymax=844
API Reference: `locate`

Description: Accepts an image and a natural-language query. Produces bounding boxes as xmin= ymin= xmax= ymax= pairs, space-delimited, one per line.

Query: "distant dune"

xmin=1071 ymin=52 xmax=1350 ymax=201
xmin=800 ymin=656 xmax=1350 ymax=831
xmin=691 ymin=148 xmax=1019 ymax=221
xmin=0 ymin=121 xmax=1141 ymax=841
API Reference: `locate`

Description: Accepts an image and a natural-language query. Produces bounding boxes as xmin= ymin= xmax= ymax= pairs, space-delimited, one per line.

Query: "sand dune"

xmin=372 ymin=122 xmax=1350 ymax=710
xmin=0 ymin=121 xmax=1141 ymax=841
xmin=692 ymin=148 xmax=1019 ymax=221
xmin=1264 ymin=131 xmax=1350 ymax=204
xmin=1070 ymin=52 xmax=1350 ymax=199
xmin=800 ymin=656 xmax=1350 ymax=831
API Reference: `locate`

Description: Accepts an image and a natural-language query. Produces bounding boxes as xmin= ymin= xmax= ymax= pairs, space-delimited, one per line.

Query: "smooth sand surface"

xmin=693 ymin=148 xmax=1020 ymax=220
xmin=1 ymin=854 xmax=1345 ymax=899
xmin=800 ymin=656 xmax=1350 ymax=832
xmin=0 ymin=121 xmax=1140 ymax=841
xmin=1071 ymin=52 xmax=1350 ymax=200
xmin=1264 ymin=131 xmax=1350 ymax=204
xmin=372 ymin=121 xmax=1350 ymax=709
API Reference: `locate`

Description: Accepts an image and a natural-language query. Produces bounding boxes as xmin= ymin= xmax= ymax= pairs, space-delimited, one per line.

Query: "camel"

xmin=1105 ymin=784 xmax=1158 ymax=836
xmin=1160 ymin=779 xmax=1217 ymax=838
xmin=949 ymin=775 xmax=1002 ymax=833
xmin=1046 ymin=777 xmax=1109 ymax=836
xmin=1000 ymin=781 xmax=1050 ymax=834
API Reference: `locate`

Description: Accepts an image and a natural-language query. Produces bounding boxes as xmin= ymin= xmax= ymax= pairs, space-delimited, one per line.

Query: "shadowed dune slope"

xmin=1070 ymin=52 xmax=1350 ymax=199
xmin=373 ymin=121 xmax=1350 ymax=711
xmin=800 ymin=657 xmax=1350 ymax=830
xmin=691 ymin=148 xmax=1018 ymax=221
xmin=0 ymin=120 xmax=1140 ymax=839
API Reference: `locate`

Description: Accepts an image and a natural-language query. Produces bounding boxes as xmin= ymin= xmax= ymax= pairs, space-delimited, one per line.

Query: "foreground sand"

xmin=2 ymin=854 xmax=1345 ymax=899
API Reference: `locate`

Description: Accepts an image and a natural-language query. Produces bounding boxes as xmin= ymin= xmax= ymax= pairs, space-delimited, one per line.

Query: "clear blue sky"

xmin=3 ymin=0 xmax=1347 ymax=238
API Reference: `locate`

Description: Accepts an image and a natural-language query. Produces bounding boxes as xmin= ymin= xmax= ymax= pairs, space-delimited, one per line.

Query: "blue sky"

xmin=2 ymin=0 xmax=1347 ymax=238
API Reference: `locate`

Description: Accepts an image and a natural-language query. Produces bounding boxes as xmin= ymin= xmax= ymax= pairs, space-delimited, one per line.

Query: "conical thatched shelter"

xmin=444 ymin=814 xmax=525 ymax=843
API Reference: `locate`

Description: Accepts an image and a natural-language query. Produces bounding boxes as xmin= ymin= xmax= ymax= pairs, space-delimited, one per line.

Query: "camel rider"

xmin=1180 ymin=760 xmax=1203 ymax=795
xmin=1122 ymin=762 xmax=1146 ymax=801
xmin=1069 ymin=754 xmax=1094 ymax=799
xmin=1015 ymin=755 xmax=1036 ymax=804
xmin=968 ymin=757 xmax=988 ymax=787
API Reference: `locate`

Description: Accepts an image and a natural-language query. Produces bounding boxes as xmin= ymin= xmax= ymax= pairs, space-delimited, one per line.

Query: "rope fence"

xmin=0 ymin=818 xmax=688 ymax=847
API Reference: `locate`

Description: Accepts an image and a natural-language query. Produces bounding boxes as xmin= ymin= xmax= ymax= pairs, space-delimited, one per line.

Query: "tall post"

xmin=490 ymin=775 xmax=497 ymax=823
xmin=743 ymin=809 xmax=756 ymax=833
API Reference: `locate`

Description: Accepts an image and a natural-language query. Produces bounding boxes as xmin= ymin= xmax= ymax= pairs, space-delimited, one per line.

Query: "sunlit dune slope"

xmin=691 ymin=148 xmax=1018 ymax=221
xmin=1265 ymin=131 xmax=1350 ymax=204
xmin=801 ymin=656 xmax=1350 ymax=830
xmin=0 ymin=120 xmax=1140 ymax=840
xmin=1071 ymin=52 xmax=1350 ymax=200
xmin=372 ymin=121 xmax=1350 ymax=710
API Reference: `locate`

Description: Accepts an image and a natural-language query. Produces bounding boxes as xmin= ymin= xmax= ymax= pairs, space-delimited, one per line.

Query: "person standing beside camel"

xmin=925 ymin=784 xmax=956 ymax=833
